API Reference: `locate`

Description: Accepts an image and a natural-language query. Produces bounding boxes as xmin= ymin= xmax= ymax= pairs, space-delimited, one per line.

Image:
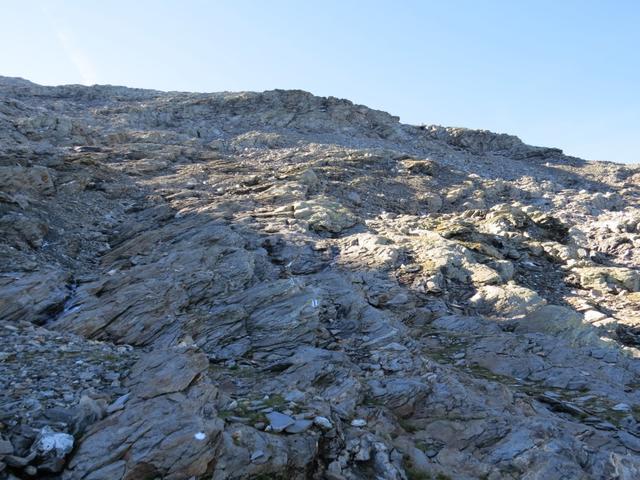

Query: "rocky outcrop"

xmin=1 ymin=76 xmax=640 ymax=479
xmin=422 ymin=125 xmax=563 ymax=159
xmin=65 ymin=349 xmax=223 ymax=480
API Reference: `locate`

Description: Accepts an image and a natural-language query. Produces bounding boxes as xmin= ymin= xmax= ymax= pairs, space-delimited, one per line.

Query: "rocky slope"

xmin=1 ymin=76 xmax=640 ymax=479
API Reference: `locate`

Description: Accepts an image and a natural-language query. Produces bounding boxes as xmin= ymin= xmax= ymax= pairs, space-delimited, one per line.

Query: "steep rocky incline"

xmin=1 ymin=75 xmax=640 ymax=479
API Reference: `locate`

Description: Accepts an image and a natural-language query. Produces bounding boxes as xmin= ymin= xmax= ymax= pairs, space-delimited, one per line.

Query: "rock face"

xmin=1 ymin=75 xmax=640 ymax=479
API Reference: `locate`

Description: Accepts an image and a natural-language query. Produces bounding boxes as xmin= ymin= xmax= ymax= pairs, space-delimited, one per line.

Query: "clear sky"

xmin=2 ymin=1 xmax=639 ymax=163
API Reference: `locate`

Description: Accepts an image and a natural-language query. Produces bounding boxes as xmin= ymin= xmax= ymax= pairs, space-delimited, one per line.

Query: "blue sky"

xmin=2 ymin=1 xmax=639 ymax=163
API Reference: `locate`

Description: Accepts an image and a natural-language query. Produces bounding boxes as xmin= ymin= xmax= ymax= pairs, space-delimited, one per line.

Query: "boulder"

xmin=469 ymin=284 xmax=546 ymax=318
xmin=0 ymin=166 xmax=55 ymax=197
xmin=0 ymin=269 xmax=70 ymax=324
xmin=292 ymin=197 xmax=358 ymax=233
xmin=572 ymin=266 xmax=640 ymax=293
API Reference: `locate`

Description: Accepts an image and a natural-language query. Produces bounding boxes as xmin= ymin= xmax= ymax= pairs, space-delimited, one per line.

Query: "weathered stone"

xmin=65 ymin=349 xmax=224 ymax=480
xmin=31 ymin=426 xmax=74 ymax=473
xmin=572 ymin=266 xmax=640 ymax=292
xmin=266 ymin=412 xmax=295 ymax=433
xmin=401 ymin=159 xmax=436 ymax=175
xmin=0 ymin=269 xmax=70 ymax=324
xmin=313 ymin=417 xmax=333 ymax=430
xmin=285 ymin=419 xmax=313 ymax=434
xmin=0 ymin=166 xmax=55 ymax=197
xmin=0 ymin=437 xmax=14 ymax=456
xmin=1 ymin=76 xmax=640 ymax=480
xmin=469 ymin=284 xmax=545 ymax=317
xmin=126 ymin=348 xmax=209 ymax=399
xmin=292 ymin=197 xmax=358 ymax=233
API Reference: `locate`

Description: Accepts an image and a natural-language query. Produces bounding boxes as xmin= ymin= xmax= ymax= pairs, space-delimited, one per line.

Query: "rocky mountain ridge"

xmin=1 ymin=76 xmax=640 ymax=479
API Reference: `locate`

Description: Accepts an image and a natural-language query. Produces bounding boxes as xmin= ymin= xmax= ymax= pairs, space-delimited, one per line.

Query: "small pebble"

xmin=313 ymin=416 xmax=333 ymax=430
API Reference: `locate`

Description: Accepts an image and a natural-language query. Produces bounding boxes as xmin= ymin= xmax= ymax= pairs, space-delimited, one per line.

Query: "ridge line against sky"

xmin=2 ymin=0 xmax=639 ymax=163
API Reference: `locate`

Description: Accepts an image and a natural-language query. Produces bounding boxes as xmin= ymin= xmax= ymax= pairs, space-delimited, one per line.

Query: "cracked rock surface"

xmin=1 ymin=76 xmax=640 ymax=479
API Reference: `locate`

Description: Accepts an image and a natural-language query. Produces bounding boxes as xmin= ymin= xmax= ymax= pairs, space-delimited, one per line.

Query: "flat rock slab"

xmin=266 ymin=412 xmax=295 ymax=433
xmin=285 ymin=419 xmax=313 ymax=434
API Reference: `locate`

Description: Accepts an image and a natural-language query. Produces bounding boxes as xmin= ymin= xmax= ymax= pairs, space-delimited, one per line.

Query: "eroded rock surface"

xmin=1 ymin=76 xmax=640 ymax=479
